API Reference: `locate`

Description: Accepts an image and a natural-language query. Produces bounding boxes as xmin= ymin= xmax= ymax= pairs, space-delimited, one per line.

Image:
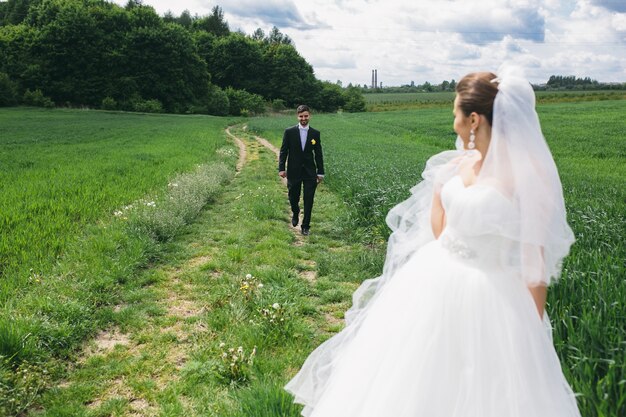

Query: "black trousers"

xmin=287 ymin=177 xmax=318 ymax=229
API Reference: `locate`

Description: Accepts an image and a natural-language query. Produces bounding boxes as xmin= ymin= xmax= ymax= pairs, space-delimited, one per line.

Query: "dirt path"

xmin=225 ymin=125 xmax=247 ymax=173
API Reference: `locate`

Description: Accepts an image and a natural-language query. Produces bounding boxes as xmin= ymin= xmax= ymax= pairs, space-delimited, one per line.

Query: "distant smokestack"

xmin=372 ymin=70 xmax=375 ymax=89
xmin=375 ymin=69 xmax=378 ymax=89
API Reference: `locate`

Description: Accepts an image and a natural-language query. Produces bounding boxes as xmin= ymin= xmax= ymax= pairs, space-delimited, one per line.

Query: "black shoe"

xmin=291 ymin=214 xmax=299 ymax=227
xmin=301 ymin=227 xmax=310 ymax=236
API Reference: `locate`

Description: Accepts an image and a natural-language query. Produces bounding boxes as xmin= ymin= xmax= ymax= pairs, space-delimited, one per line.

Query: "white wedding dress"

xmin=286 ymin=167 xmax=581 ymax=417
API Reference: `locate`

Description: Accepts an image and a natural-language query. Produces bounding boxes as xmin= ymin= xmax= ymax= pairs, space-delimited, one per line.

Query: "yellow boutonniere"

xmin=311 ymin=139 xmax=316 ymax=145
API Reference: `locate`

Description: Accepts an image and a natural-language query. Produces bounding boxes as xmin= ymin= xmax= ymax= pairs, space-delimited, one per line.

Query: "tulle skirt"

xmin=286 ymin=240 xmax=581 ymax=417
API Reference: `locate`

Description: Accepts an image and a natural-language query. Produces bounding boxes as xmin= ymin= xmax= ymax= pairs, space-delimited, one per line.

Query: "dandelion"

xmin=217 ymin=343 xmax=257 ymax=384
xmin=114 ymin=210 xmax=123 ymax=217
xmin=240 ymin=273 xmax=262 ymax=299
xmin=272 ymin=303 xmax=280 ymax=310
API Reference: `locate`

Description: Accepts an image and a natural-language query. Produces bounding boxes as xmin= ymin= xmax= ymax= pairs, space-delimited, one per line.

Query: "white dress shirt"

xmin=299 ymin=124 xmax=309 ymax=151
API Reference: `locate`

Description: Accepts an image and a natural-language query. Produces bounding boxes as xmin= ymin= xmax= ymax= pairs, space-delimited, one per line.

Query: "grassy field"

xmin=27 ymin=130 xmax=382 ymax=417
xmin=0 ymin=108 xmax=237 ymax=414
xmin=0 ymin=108 xmax=234 ymax=300
xmin=247 ymin=99 xmax=626 ymax=416
xmin=364 ymin=90 xmax=626 ymax=111
xmin=1 ymin=101 xmax=624 ymax=416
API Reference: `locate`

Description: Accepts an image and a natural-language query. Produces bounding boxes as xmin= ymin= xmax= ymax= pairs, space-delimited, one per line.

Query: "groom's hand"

xmin=279 ymin=171 xmax=286 ymax=178
xmin=317 ymin=175 xmax=324 ymax=184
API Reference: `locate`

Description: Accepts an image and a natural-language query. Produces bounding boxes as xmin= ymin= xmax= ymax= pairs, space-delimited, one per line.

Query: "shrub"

xmin=22 ymin=89 xmax=55 ymax=108
xmin=0 ymin=73 xmax=17 ymax=106
xmin=271 ymin=99 xmax=286 ymax=112
xmin=225 ymin=87 xmax=265 ymax=116
xmin=132 ymin=98 xmax=163 ymax=113
xmin=206 ymin=83 xmax=230 ymax=116
xmin=342 ymin=87 xmax=366 ymax=113
xmin=101 ymin=97 xmax=118 ymax=110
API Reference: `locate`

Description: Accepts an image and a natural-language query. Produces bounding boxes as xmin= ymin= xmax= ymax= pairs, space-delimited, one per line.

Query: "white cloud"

xmin=111 ymin=0 xmax=626 ymax=84
xmin=612 ymin=12 xmax=626 ymax=31
xmin=218 ymin=0 xmax=329 ymax=30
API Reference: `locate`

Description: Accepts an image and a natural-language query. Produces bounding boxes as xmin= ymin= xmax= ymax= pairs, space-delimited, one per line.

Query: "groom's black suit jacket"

xmin=278 ymin=125 xmax=324 ymax=181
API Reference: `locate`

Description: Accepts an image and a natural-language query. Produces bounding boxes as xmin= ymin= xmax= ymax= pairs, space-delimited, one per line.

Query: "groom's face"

xmin=298 ymin=111 xmax=310 ymax=127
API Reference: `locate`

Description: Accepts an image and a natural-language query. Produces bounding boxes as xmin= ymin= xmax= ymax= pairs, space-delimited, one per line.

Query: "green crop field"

xmin=247 ymin=99 xmax=626 ymax=416
xmin=363 ymin=90 xmax=626 ymax=111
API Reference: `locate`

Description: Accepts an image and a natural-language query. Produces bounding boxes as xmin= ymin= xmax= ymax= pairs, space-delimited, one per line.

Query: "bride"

xmin=285 ymin=66 xmax=582 ymax=417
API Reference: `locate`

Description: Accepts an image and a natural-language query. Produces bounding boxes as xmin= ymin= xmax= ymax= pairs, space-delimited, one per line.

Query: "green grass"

xmin=0 ymin=108 xmax=237 ymax=415
xmin=0 ymin=108 xmax=235 ymax=300
xmin=24 ymin=130 xmax=373 ymax=416
xmin=363 ymin=90 xmax=626 ymax=111
xmin=1 ymin=101 xmax=624 ymax=416
xmin=247 ymin=100 xmax=626 ymax=417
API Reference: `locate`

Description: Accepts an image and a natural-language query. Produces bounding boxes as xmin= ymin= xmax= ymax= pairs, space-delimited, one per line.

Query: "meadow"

xmin=247 ymin=99 xmax=626 ymax=416
xmin=0 ymin=108 xmax=236 ymax=414
xmin=0 ymin=108 xmax=233 ymax=299
xmin=364 ymin=90 xmax=626 ymax=111
xmin=0 ymin=99 xmax=624 ymax=416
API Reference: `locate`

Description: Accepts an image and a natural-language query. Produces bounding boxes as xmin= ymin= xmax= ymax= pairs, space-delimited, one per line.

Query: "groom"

xmin=278 ymin=105 xmax=324 ymax=236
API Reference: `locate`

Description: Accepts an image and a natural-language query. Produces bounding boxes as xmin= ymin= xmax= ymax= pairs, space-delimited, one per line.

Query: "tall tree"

xmin=193 ymin=5 xmax=229 ymax=36
xmin=176 ymin=9 xmax=192 ymax=28
xmin=203 ymin=32 xmax=264 ymax=93
xmin=259 ymin=42 xmax=318 ymax=106
xmin=267 ymin=26 xmax=292 ymax=45
xmin=0 ymin=0 xmax=41 ymax=26
xmin=123 ymin=22 xmax=209 ymax=112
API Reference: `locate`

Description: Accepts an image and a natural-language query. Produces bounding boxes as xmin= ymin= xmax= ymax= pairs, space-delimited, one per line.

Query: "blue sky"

xmin=113 ymin=0 xmax=626 ymax=86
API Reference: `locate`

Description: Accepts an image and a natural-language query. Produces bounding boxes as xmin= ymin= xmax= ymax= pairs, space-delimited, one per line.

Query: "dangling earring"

xmin=468 ymin=129 xmax=476 ymax=149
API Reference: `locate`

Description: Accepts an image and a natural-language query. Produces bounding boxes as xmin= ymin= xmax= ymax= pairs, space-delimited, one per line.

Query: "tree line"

xmin=359 ymin=75 xmax=625 ymax=95
xmin=360 ymin=79 xmax=458 ymax=94
xmin=540 ymin=75 xmax=625 ymax=90
xmin=0 ymin=0 xmax=366 ymax=114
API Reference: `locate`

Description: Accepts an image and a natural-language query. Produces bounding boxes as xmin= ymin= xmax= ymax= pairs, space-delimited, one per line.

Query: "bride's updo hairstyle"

xmin=455 ymin=72 xmax=499 ymax=126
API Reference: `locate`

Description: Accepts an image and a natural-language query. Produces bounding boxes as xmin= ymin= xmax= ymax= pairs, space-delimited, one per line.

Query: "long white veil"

xmin=477 ymin=65 xmax=575 ymax=286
